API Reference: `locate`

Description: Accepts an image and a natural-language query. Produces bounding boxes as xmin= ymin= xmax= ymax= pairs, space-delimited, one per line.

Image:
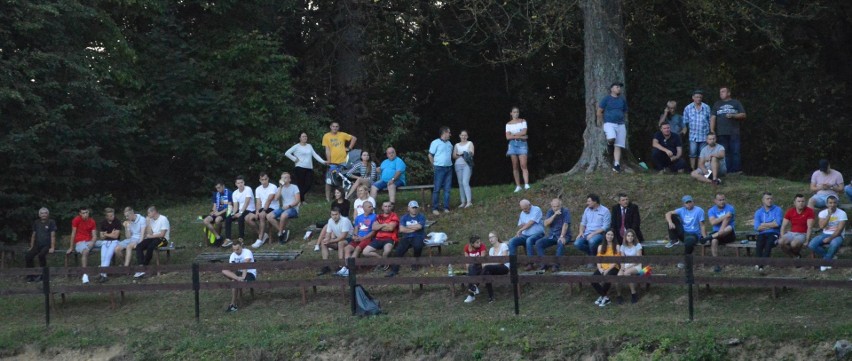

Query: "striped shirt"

xmin=683 ymin=102 xmax=711 ymax=142
xmin=346 ymin=161 xmax=377 ymax=182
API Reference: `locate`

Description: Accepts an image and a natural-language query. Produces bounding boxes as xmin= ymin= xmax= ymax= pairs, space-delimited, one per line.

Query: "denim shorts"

xmin=689 ymin=141 xmax=706 ymax=158
xmin=273 ymin=207 xmax=299 ymax=219
xmin=506 ymin=139 xmax=528 ymax=156
xmin=373 ymin=179 xmax=404 ymax=190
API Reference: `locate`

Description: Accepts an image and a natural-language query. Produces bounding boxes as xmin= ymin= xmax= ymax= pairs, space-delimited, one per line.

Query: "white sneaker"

xmin=133 ymin=272 xmax=146 ymax=278
xmin=473 ymin=285 xmax=480 ymax=295
xmin=314 ymin=244 xmax=320 ymax=252
xmin=221 ymin=239 xmax=233 ymax=247
xmin=464 ymin=295 xmax=475 ymax=303
xmin=594 ymin=296 xmax=603 ymax=305
xmin=599 ymin=296 xmax=611 ymax=307
xmin=82 ymin=274 xmax=89 ymax=284
xmin=263 ymin=233 xmax=269 ymax=242
xmin=524 ymin=184 xmax=530 ymax=190
xmin=513 ymin=186 xmax=522 ymax=193
xmin=336 ymin=267 xmax=349 ymax=277
xmin=251 ymin=239 xmax=264 ymax=249
xmin=820 ymin=266 xmax=832 ymax=272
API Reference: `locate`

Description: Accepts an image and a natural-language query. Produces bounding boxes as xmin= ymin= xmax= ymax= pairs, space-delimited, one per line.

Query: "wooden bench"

xmin=194 ymin=250 xmax=302 ymax=263
xmin=373 ymin=184 xmax=432 ymax=209
xmin=66 ymin=243 xmax=178 ymax=268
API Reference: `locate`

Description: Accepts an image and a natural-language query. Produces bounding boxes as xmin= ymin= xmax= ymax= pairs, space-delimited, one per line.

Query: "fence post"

xmin=192 ymin=263 xmax=200 ymax=322
xmin=347 ymin=257 xmax=357 ymax=316
xmin=510 ymin=255 xmax=519 ymax=316
xmin=42 ymin=266 xmax=50 ymax=327
xmin=685 ymin=253 xmax=694 ymax=322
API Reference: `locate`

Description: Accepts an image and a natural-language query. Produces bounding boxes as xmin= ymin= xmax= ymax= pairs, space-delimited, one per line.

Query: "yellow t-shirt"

xmin=597 ymin=245 xmax=620 ymax=270
xmin=322 ymin=132 xmax=352 ymax=164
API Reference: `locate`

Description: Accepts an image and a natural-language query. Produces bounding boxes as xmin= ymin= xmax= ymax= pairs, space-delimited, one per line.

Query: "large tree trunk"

xmin=333 ymin=0 xmax=368 ymax=143
xmin=570 ymin=0 xmax=637 ymax=174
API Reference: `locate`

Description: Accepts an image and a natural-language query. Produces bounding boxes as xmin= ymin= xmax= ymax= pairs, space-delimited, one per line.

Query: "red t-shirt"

xmin=464 ymin=243 xmax=487 ymax=257
xmin=374 ymin=212 xmax=399 ymax=242
xmin=72 ymin=216 xmax=97 ymax=243
xmin=784 ymin=207 xmax=815 ymax=233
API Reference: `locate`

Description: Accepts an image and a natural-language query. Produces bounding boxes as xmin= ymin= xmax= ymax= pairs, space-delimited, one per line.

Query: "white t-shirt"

xmin=229 ymin=249 xmax=257 ymax=277
xmin=489 ymin=242 xmax=510 ymax=268
xmin=285 ymin=143 xmax=326 ymax=170
xmin=326 ymin=217 xmax=354 ymax=239
xmin=505 ymin=121 xmax=527 ymax=135
xmin=232 ymin=187 xmax=256 ymax=212
xmin=454 ymin=142 xmax=473 ymax=165
xmin=619 ymin=243 xmax=643 ymax=269
xmin=255 ymin=183 xmax=279 ymax=210
xmin=818 ymin=208 xmax=848 ymax=235
xmin=353 ymin=197 xmax=376 ymax=217
xmin=127 ymin=214 xmax=146 ymax=242
xmin=149 ymin=215 xmax=170 ymax=240
xmin=278 ymin=184 xmax=300 ymax=211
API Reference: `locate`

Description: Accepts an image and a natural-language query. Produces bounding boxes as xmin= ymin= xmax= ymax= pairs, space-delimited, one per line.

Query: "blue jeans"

xmin=432 ymin=166 xmax=452 ymax=211
xmin=534 ymin=235 xmax=570 ymax=257
xmin=508 ymin=232 xmax=544 ymax=256
xmin=689 ymin=141 xmax=706 ymax=159
xmin=716 ymin=134 xmax=741 ymax=172
xmin=574 ymin=233 xmax=604 ymax=256
xmin=845 ymin=185 xmax=852 ymax=203
xmin=809 ymin=233 xmax=844 ymax=260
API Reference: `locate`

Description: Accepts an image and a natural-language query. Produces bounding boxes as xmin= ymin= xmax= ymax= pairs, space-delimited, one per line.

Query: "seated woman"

xmin=617 ymin=229 xmax=643 ymax=304
xmin=345 ymin=151 xmax=377 ymax=199
xmin=591 ymin=230 xmax=620 ymax=307
xmin=477 ymin=232 xmax=510 ymax=304
xmin=352 ymin=185 xmax=376 ymax=218
xmin=463 ymin=235 xmax=487 ymax=303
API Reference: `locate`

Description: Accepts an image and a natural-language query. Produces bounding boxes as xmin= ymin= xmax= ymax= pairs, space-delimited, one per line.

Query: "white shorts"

xmin=118 ymin=239 xmax=139 ymax=248
xmin=75 ymin=241 xmax=92 ymax=253
xmin=603 ymin=123 xmax=626 ymax=147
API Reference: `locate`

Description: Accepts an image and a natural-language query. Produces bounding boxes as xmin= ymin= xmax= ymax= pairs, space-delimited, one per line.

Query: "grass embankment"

xmin=1 ymin=172 xmax=850 ymax=360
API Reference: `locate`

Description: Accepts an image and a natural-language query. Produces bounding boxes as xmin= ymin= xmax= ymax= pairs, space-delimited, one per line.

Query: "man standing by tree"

xmin=597 ymin=82 xmax=628 ymax=173
xmin=710 ymin=86 xmax=746 ymax=174
xmin=429 ymin=126 xmax=453 ymax=214
xmin=322 ymin=122 xmax=357 ymax=202
xmin=683 ymin=90 xmax=712 ymax=170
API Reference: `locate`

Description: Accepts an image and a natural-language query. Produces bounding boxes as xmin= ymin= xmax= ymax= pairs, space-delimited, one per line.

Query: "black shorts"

xmin=236 ymin=271 xmax=256 ymax=281
xmin=368 ymin=239 xmax=394 ymax=250
xmin=717 ymin=230 xmax=736 ymax=244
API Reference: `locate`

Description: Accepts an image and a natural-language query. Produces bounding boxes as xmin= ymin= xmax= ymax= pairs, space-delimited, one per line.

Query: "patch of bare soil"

xmin=1 ymin=345 xmax=126 ymax=361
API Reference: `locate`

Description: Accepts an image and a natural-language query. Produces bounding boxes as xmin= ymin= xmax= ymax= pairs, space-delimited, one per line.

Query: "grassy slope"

xmin=1 ymin=173 xmax=850 ymax=360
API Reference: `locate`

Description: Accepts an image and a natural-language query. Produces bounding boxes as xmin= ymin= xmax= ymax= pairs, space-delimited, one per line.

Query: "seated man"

xmin=222 ymin=239 xmax=256 ymax=312
xmin=753 ymin=192 xmax=783 ymax=272
xmin=651 ymin=122 xmax=686 ymax=173
xmin=65 ymin=207 xmax=98 ymax=284
xmin=691 ymin=132 xmax=726 ymax=185
xmin=133 ymin=206 xmax=170 ymax=279
xmin=574 ymin=194 xmax=610 ymax=262
xmin=533 ymin=198 xmax=571 ymax=272
xmin=95 ymin=208 xmax=122 ymax=283
xmin=371 ymin=147 xmax=406 ymax=204
xmin=341 ymin=201 xmax=377 ymax=276
xmin=115 ymin=207 xmax=146 ymax=267
xmin=808 ymin=159 xmax=844 ymax=209
xmin=704 ymin=193 xmax=736 ymax=271
xmin=202 ymin=181 xmax=230 ymax=245
xmin=317 ymin=207 xmax=353 ymax=275
xmin=809 ymin=195 xmax=846 ymax=271
xmin=611 ymin=192 xmax=645 ymax=245
xmin=779 ymin=194 xmax=815 ymax=258
xmin=363 ymin=201 xmax=399 ymax=268
xmin=507 ymin=199 xmax=545 ymax=270
xmin=664 ymin=195 xmax=707 ymax=265
xmin=25 ymin=207 xmax=56 ymax=282
xmin=252 ymin=173 xmax=278 ymax=248
xmin=386 ymin=200 xmax=426 ymax=277
xmin=266 ymin=172 xmax=300 ymax=245
xmin=224 ymin=176 xmax=258 ymax=247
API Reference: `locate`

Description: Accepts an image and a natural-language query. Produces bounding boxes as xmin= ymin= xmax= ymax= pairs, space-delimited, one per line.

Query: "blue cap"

xmin=682 ymin=195 xmax=693 ymax=203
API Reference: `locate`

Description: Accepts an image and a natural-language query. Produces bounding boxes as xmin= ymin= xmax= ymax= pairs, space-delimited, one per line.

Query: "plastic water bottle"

xmin=448 ymin=264 xmax=454 ymax=277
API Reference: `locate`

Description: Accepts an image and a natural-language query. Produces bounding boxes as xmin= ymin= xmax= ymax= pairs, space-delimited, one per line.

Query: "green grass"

xmin=1 ymin=173 xmax=850 ymax=360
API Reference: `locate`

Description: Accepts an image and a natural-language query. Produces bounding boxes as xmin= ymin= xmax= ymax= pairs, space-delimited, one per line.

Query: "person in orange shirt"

xmin=592 ymin=230 xmax=620 ymax=307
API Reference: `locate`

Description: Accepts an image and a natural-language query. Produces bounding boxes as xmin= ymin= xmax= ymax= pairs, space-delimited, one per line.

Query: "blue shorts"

xmin=273 ymin=208 xmax=299 ymax=219
xmin=689 ymin=141 xmax=706 ymax=158
xmin=373 ymin=179 xmax=404 ymax=190
xmin=368 ymin=239 xmax=394 ymax=250
xmin=506 ymin=139 xmax=528 ymax=156
xmin=810 ymin=194 xmax=834 ymax=208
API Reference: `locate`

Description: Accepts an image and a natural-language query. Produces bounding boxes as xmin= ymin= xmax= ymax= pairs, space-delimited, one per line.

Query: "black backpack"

xmin=354 ymin=284 xmax=382 ymax=316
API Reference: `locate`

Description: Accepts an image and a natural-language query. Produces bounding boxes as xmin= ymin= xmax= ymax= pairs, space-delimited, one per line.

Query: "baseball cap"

xmin=692 ymin=89 xmax=704 ymax=96
xmin=408 ymin=200 xmax=419 ymax=208
xmin=682 ymin=195 xmax=694 ymax=203
xmin=819 ymin=159 xmax=829 ymax=172
xmin=610 ymin=82 xmax=624 ymax=89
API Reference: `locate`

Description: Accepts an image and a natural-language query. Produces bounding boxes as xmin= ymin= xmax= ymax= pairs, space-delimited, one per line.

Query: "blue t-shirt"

xmin=400 ymin=213 xmax=426 ymax=239
xmin=707 ymin=204 xmax=736 ymax=232
xmin=676 ymin=206 xmax=705 ymax=235
xmin=599 ymin=95 xmax=627 ymax=124
xmin=213 ymin=188 xmax=231 ymax=212
xmin=518 ymin=206 xmax=545 ymax=236
xmin=354 ymin=213 xmax=377 ymax=239
xmin=428 ymin=139 xmax=453 ymax=167
xmin=545 ymin=207 xmax=572 ymax=238
xmin=665 ymin=114 xmax=684 ymax=135
xmin=379 ymin=157 xmax=407 ymax=185
xmin=754 ymin=205 xmax=783 ymax=235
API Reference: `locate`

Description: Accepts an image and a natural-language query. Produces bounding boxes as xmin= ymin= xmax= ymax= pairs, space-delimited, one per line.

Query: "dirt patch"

xmin=2 ymin=345 xmax=126 ymax=361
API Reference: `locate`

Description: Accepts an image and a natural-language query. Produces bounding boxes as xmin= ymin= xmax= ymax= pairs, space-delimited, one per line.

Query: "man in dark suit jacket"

xmin=611 ymin=193 xmax=644 ymax=244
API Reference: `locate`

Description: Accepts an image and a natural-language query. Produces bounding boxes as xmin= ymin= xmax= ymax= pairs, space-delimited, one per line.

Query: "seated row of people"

xmin=25 ymin=206 xmax=169 ymax=283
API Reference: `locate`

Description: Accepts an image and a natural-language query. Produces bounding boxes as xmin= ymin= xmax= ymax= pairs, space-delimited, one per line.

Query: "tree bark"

xmin=570 ymin=0 xmax=637 ymax=174
xmin=333 ymin=0 xmax=368 ymax=143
